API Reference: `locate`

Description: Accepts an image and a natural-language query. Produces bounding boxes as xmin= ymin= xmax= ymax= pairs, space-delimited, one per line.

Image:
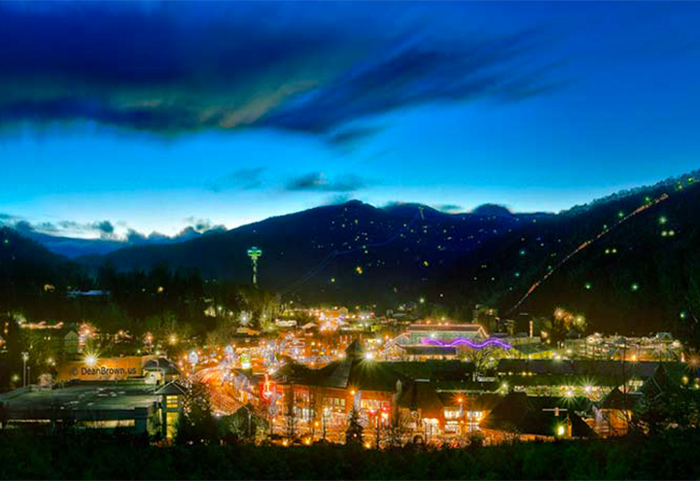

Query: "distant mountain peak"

xmin=471 ymin=203 xmax=514 ymax=218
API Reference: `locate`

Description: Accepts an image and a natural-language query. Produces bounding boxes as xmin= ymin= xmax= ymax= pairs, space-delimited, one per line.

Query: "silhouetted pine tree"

xmin=345 ymin=407 xmax=363 ymax=445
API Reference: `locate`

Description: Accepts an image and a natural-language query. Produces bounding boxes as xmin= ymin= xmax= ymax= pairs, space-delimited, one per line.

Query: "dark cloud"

xmin=13 ymin=220 xmax=35 ymax=234
xmin=125 ymin=229 xmax=148 ymax=244
xmin=0 ymin=3 xmax=553 ymax=140
xmin=182 ymin=217 xmax=227 ymax=234
xmin=263 ymin=31 xmax=549 ymax=135
xmin=5 ymin=217 xmax=121 ymax=239
xmin=326 ymin=126 xmax=380 ymax=147
xmin=92 ymin=220 xmax=115 ymax=239
xmin=207 ymin=167 xmax=267 ymax=193
xmin=285 ymin=172 xmax=366 ymax=193
xmin=2 ymin=212 xmax=228 ymax=249
xmin=436 ymin=204 xmax=463 ymax=213
xmin=125 ymin=229 xmax=181 ymax=245
xmin=321 ymin=194 xmax=354 ymax=206
xmin=173 ymin=226 xmax=202 ymax=241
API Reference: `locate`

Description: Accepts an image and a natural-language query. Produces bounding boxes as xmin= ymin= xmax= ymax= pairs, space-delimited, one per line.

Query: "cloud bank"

xmin=0 ymin=213 xmax=227 ymax=247
xmin=0 ymin=2 xmax=553 ymax=140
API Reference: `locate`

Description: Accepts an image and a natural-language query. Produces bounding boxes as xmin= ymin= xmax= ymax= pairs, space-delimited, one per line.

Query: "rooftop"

xmin=407 ymin=324 xmax=487 ymax=333
xmin=0 ymin=381 xmax=159 ymax=418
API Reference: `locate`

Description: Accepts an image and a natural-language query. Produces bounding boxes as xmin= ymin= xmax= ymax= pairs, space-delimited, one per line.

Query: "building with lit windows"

xmin=269 ymin=340 xmax=406 ymax=442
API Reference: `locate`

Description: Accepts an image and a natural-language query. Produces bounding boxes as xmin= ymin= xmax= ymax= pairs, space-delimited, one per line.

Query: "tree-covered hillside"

xmin=79 ymin=201 xmax=550 ymax=306
xmin=444 ymin=172 xmax=700 ymax=340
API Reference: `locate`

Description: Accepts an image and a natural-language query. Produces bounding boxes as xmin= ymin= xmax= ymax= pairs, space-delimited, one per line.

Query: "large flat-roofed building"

xmin=398 ymin=323 xmax=488 ymax=346
xmin=388 ymin=323 xmax=490 ymax=360
xmin=0 ymin=381 xmax=159 ymax=434
xmin=0 ymin=367 xmax=186 ymax=438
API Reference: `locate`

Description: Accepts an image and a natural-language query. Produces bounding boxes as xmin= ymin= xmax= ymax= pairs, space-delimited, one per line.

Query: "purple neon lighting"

xmin=421 ymin=337 xmax=512 ymax=350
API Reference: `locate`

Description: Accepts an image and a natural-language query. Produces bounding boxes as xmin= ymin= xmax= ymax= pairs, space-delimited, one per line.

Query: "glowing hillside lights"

xmin=659 ymin=216 xmax=668 ymax=225
xmin=422 ymin=337 xmax=512 ymax=350
xmin=557 ymin=424 xmax=566 ymax=437
xmin=585 ymin=282 xmax=592 ymax=290
xmin=631 ymin=283 xmax=640 ymax=292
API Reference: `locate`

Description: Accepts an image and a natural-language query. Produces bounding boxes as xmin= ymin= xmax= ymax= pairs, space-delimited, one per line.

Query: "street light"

xmin=21 ymin=352 xmax=29 ymax=387
xmin=85 ymin=353 xmax=98 ymax=367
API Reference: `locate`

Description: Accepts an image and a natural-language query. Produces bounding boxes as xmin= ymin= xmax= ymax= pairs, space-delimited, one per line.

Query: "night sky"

xmin=2 ymin=1 xmax=700 ymax=240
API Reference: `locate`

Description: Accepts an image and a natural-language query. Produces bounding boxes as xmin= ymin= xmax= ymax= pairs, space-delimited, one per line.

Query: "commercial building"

xmin=0 ymin=357 xmax=186 ymax=439
xmin=269 ymin=340 xmax=406 ymax=442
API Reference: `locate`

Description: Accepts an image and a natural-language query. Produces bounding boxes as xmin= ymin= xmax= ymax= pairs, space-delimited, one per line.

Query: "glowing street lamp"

xmin=21 ymin=352 xmax=29 ymax=387
xmin=84 ymin=353 xmax=98 ymax=367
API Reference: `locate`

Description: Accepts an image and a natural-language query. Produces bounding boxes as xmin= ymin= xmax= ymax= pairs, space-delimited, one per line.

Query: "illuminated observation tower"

xmin=247 ymin=246 xmax=263 ymax=286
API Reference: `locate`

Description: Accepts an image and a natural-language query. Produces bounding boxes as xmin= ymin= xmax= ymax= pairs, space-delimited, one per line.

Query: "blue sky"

xmin=1 ymin=1 xmax=700 ymax=239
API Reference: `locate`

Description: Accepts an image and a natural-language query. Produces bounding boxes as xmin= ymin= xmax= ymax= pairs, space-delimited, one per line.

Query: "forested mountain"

xmin=443 ymin=172 xmax=700 ymax=338
xmin=77 ymin=201 xmax=551 ymax=306
xmin=0 ymin=227 xmax=88 ymax=318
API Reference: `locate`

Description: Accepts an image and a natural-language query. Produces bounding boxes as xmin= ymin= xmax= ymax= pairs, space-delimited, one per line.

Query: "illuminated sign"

xmin=57 ymin=356 xmax=146 ymax=381
xmin=259 ymin=373 xmax=277 ymax=403
xmin=421 ymin=337 xmax=512 ymax=350
xmin=76 ymin=366 xmax=138 ymax=377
